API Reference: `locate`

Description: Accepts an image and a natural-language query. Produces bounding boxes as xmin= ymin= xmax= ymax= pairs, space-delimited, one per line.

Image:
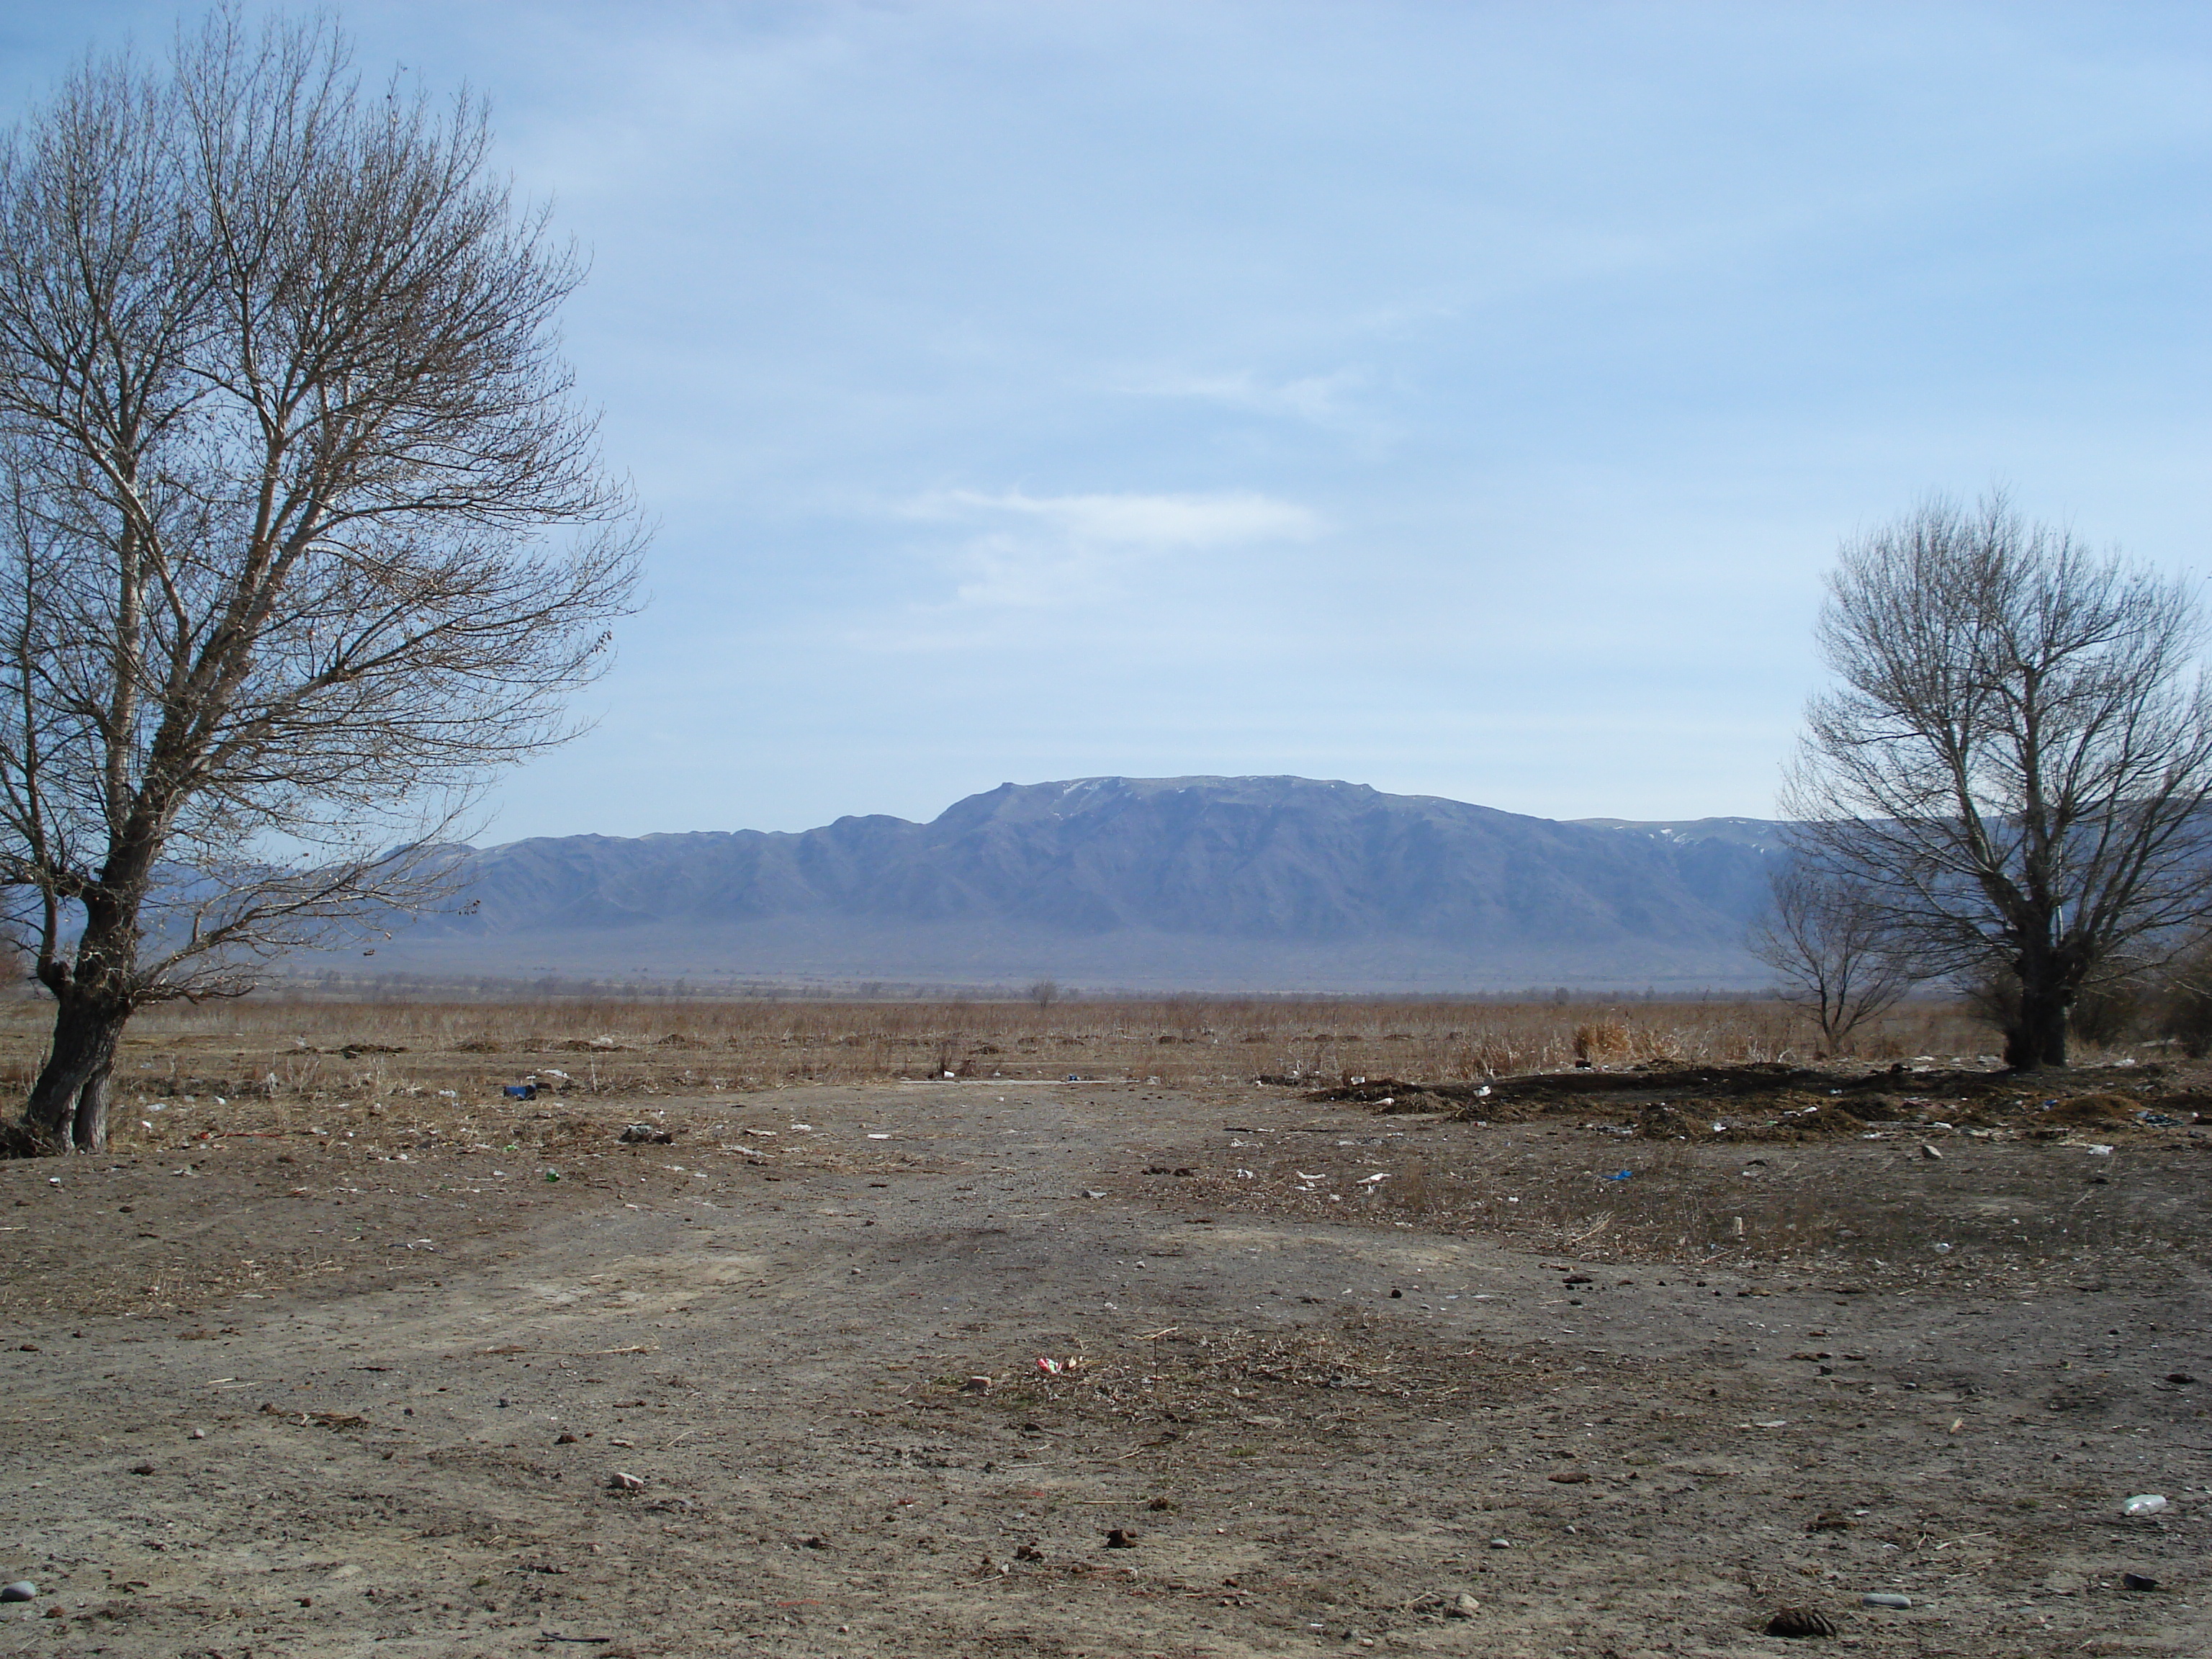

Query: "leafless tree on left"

xmin=0 ymin=9 xmax=645 ymax=1152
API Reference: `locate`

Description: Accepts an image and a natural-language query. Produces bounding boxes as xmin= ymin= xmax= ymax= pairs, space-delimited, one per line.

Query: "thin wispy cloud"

xmin=1117 ymin=369 xmax=1367 ymax=426
xmin=909 ymin=488 xmax=1320 ymax=610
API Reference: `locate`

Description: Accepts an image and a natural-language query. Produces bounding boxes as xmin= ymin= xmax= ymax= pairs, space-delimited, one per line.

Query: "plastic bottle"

xmin=2122 ymin=1494 xmax=2169 ymax=1516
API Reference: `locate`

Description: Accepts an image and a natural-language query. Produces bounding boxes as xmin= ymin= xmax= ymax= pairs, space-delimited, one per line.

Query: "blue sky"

xmin=5 ymin=2 xmax=2208 ymax=840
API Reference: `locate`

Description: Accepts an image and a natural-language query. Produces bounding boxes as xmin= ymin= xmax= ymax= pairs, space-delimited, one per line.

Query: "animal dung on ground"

xmin=1766 ymin=1606 xmax=1837 ymax=1637
xmin=1104 ymin=1528 xmax=1138 ymax=1548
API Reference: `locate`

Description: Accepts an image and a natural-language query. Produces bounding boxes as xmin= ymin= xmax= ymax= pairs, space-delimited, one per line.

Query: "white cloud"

xmin=910 ymin=487 xmax=1320 ymax=608
xmin=1118 ymin=368 xmax=1366 ymax=425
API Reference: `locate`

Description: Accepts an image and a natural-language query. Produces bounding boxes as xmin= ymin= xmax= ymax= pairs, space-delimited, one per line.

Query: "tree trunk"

xmin=22 ymin=989 xmax=130 ymax=1153
xmin=2005 ymin=975 xmax=2071 ymax=1071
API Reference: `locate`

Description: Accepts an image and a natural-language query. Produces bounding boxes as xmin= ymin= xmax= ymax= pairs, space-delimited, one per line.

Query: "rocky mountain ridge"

xmin=354 ymin=775 xmax=1791 ymax=992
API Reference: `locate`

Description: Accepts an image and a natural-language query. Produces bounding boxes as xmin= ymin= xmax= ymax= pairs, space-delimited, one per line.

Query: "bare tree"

xmin=0 ymin=12 xmax=643 ymax=1152
xmin=1785 ymin=493 xmax=2212 ymax=1069
xmin=1747 ymin=860 xmax=1918 ymax=1053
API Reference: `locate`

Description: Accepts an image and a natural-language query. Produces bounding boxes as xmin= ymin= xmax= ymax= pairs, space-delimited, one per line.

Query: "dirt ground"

xmin=0 ymin=1058 xmax=2207 ymax=1658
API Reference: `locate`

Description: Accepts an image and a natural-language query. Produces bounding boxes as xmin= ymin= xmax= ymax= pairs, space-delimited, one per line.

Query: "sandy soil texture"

xmin=0 ymin=1071 xmax=2206 ymax=1658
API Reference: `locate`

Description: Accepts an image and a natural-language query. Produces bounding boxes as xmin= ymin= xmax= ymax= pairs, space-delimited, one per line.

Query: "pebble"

xmin=608 ymin=1471 xmax=645 ymax=1492
xmin=1104 ymin=1528 xmax=1137 ymax=1549
xmin=1447 ymin=1593 xmax=1480 ymax=1618
xmin=0 ymin=1583 xmax=33 ymax=1603
xmin=1861 ymin=1592 xmax=1911 ymax=1609
xmin=2122 ymin=1573 xmax=2159 ymax=1593
xmin=1488 ymin=1537 xmax=1511 ymax=1550
xmin=188 ymin=1429 xmax=204 ymax=1440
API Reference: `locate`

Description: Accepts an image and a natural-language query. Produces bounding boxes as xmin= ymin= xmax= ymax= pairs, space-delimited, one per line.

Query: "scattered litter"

xmin=1861 ymin=1592 xmax=1911 ymax=1609
xmin=543 ymin=1170 xmax=562 ymax=1182
xmin=1079 ymin=1189 xmax=1107 ymax=1199
xmin=866 ymin=1133 xmax=892 ymax=1140
xmin=2121 ymin=1494 xmax=2168 ymax=1516
xmin=2085 ymin=1143 xmax=2114 ymax=1156
xmin=1355 ymin=1172 xmax=1388 ymax=1185
xmin=1932 ymin=1242 xmax=1951 ymax=1254
xmin=1607 ymin=1169 xmax=1633 ymax=1181
xmin=619 ymin=1124 xmax=674 ymax=1145
xmin=503 ymin=1084 xmax=537 ymax=1100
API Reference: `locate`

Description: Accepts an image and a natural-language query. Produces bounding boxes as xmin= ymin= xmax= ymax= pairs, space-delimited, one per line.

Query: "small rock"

xmin=1547 ymin=1471 xmax=1590 ymax=1484
xmin=608 ymin=1470 xmax=646 ymax=1492
xmin=1447 ymin=1593 xmax=1480 ymax=1619
xmin=129 ymin=1462 xmax=156 ymax=1476
xmin=555 ymin=1432 xmax=578 ymax=1444
xmin=1014 ymin=1543 xmax=1043 ymax=1562
xmin=2165 ymin=1372 xmax=2195 ymax=1385
xmin=1080 ymin=1190 xmax=1106 ymax=1199
xmin=2122 ymin=1573 xmax=2159 ymax=1592
xmin=1766 ymin=1607 xmax=1837 ymax=1638
xmin=0 ymin=1582 xmax=35 ymax=1603
xmin=1861 ymin=1592 xmax=1911 ymax=1609
xmin=1488 ymin=1537 xmax=1511 ymax=1549
xmin=1919 ymin=1143 xmax=1943 ymax=1159
xmin=41 ymin=1605 xmax=61 ymax=1619
xmin=961 ymin=1376 xmax=993 ymax=1393
xmin=1105 ymin=1528 xmax=1138 ymax=1548
xmin=188 ymin=1429 xmax=204 ymax=1440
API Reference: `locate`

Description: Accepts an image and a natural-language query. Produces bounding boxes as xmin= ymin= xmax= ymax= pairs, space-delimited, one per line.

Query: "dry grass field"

xmin=0 ymin=994 xmax=2205 ymax=1658
xmin=0 ymin=992 xmax=1997 ymax=1126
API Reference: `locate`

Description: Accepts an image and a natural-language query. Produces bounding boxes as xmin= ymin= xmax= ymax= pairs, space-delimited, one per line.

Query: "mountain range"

xmin=333 ymin=775 xmax=1794 ymax=993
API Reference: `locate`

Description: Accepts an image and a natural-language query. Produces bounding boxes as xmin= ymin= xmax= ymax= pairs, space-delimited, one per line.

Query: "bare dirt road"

xmin=0 ymin=1075 xmax=2206 ymax=1658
